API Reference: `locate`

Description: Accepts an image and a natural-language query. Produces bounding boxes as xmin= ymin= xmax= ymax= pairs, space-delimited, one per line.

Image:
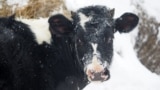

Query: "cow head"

xmin=72 ymin=6 xmax=139 ymax=82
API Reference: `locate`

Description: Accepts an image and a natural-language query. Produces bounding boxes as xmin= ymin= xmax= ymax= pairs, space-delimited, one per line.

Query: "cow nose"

xmin=86 ymin=67 xmax=110 ymax=82
xmin=85 ymin=55 xmax=110 ymax=82
xmin=103 ymin=68 xmax=110 ymax=80
xmin=86 ymin=61 xmax=110 ymax=82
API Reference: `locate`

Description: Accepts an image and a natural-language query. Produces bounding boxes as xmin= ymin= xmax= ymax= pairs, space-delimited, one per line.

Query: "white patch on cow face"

xmin=91 ymin=43 xmax=98 ymax=55
xmin=79 ymin=13 xmax=92 ymax=31
xmin=85 ymin=43 xmax=103 ymax=72
xmin=17 ymin=18 xmax=52 ymax=45
xmin=85 ymin=43 xmax=109 ymax=81
xmin=91 ymin=43 xmax=101 ymax=65
xmin=85 ymin=43 xmax=109 ymax=72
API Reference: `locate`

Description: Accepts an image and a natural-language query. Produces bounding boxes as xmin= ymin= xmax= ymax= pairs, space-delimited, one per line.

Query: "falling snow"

xmin=1 ymin=0 xmax=160 ymax=90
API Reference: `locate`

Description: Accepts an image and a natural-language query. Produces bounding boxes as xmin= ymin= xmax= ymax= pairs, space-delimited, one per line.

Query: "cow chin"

xmin=85 ymin=56 xmax=110 ymax=82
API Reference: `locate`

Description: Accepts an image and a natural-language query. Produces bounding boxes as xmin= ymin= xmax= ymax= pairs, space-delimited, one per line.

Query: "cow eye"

xmin=104 ymin=37 xmax=113 ymax=44
xmin=107 ymin=37 xmax=113 ymax=43
xmin=77 ymin=39 xmax=84 ymax=46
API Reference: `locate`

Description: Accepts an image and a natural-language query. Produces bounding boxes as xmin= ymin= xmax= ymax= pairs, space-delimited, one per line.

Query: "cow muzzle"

xmin=85 ymin=56 xmax=110 ymax=82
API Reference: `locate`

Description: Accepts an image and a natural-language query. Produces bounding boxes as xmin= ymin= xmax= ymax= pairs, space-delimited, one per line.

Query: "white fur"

xmin=79 ymin=13 xmax=92 ymax=31
xmin=91 ymin=43 xmax=98 ymax=55
xmin=16 ymin=18 xmax=52 ymax=45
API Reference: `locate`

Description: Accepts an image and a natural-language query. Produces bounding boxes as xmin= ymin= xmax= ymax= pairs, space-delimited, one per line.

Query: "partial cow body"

xmin=0 ymin=14 xmax=86 ymax=90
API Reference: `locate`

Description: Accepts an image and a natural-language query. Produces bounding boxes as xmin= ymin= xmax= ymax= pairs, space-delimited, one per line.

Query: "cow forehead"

xmin=76 ymin=6 xmax=114 ymax=28
xmin=77 ymin=6 xmax=110 ymax=16
xmin=77 ymin=14 xmax=113 ymax=39
xmin=76 ymin=6 xmax=112 ymax=21
xmin=74 ymin=6 xmax=114 ymax=42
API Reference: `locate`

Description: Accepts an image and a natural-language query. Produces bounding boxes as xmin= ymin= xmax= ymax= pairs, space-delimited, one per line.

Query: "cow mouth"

xmin=85 ymin=56 xmax=110 ymax=82
xmin=87 ymin=68 xmax=110 ymax=82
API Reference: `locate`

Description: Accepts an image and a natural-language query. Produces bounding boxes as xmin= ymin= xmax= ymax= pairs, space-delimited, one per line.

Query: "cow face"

xmin=72 ymin=6 xmax=139 ymax=82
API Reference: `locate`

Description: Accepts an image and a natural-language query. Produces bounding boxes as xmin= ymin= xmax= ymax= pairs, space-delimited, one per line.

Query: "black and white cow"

xmin=0 ymin=14 xmax=84 ymax=90
xmin=72 ymin=5 xmax=139 ymax=82
xmin=0 ymin=5 xmax=139 ymax=90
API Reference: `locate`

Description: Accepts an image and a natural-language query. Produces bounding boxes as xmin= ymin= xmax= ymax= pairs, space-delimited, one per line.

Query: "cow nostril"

xmin=104 ymin=69 xmax=109 ymax=75
xmin=90 ymin=70 xmax=95 ymax=75
xmin=103 ymin=69 xmax=110 ymax=80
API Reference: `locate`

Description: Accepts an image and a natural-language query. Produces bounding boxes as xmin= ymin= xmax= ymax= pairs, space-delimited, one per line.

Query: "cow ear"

xmin=114 ymin=13 xmax=139 ymax=33
xmin=71 ymin=11 xmax=76 ymax=18
xmin=110 ymin=8 xmax=115 ymax=17
xmin=8 ymin=14 xmax=15 ymax=21
xmin=7 ymin=14 xmax=16 ymax=26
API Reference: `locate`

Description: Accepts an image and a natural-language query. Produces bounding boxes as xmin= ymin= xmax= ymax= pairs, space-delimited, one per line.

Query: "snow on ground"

xmin=64 ymin=0 xmax=160 ymax=90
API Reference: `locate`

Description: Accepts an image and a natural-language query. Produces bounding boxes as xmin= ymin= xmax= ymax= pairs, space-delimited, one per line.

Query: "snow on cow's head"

xmin=72 ymin=5 xmax=139 ymax=82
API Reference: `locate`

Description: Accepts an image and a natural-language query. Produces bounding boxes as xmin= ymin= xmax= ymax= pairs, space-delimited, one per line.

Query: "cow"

xmin=0 ymin=14 xmax=82 ymax=90
xmin=0 ymin=5 xmax=139 ymax=90
xmin=71 ymin=5 xmax=139 ymax=82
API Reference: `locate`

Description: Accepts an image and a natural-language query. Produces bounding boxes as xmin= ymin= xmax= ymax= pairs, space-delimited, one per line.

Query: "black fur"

xmin=0 ymin=5 xmax=139 ymax=90
xmin=0 ymin=14 xmax=87 ymax=90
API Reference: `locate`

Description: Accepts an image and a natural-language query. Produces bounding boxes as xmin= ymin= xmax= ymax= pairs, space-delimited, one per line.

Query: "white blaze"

xmin=91 ymin=43 xmax=101 ymax=65
xmin=86 ymin=43 xmax=109 ymax=81
xmin=85 ymin=43 xmax=103 ymax=72
xmin=91 ymin=43 xmax=98 ymax=55
xmin=79 ymin=13 xmax=92 ymax=31
xmin=86 ymin=43 xmax=109 ymax=72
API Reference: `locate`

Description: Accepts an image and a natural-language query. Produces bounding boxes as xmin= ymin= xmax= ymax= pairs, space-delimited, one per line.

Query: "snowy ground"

xmin=3 ymin=0 xmax=160 ymax=90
